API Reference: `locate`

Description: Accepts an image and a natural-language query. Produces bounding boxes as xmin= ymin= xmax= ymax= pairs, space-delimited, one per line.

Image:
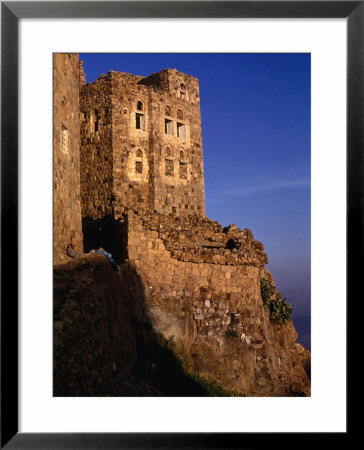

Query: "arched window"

xmin=165 ymin=147 xmax=173 ymax=157
xmin=135 ymin=149 xmax=143 ymax=174
xmin=180 ymin=83 xmax=186 ymax=91
xmin=137 ymin=101 xmax=143 ymax=111
xmin=165 ymin=106 xmax=171 ymax=116
xmin=180 ymin=150 xmax=185 ymax=160
xmin=177 ymin=109 xmax=183 ymax=120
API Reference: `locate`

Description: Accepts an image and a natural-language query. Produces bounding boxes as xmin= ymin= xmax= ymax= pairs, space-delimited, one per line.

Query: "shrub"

xmin=260 ymin=278 xmax=293 ymax=325
xmin=269 ymin=297 xmax=293 ymax=325
xmin=260 ymin=278 xmax=276 ymax=306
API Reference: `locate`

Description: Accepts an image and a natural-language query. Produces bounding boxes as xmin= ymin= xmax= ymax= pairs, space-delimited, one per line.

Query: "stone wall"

xmin=80 ymin=74 xmax=114 ymax=220
xmin=125 ymin=211 xmax=310 ymax=396
xmin=53 ymin=53 xmax=83 ymax=264
xmin=110 ymin=72 xmax=151 ymax=214
xmin=136 ymin=69 xmax=205 ymax=217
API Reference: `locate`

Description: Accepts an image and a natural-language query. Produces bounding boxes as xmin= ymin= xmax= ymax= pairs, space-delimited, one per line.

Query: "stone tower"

xmin=79 ymin=69 xmax=206 ymax=222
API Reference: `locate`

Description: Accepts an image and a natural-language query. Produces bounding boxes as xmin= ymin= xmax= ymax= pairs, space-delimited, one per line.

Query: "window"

xmin=136 ymin=113 xmax=146 ymax=131
xmin=61 ymin=125 xmax=68 ymax=154
xmin=165 ymin=119 xmax=173 ymax=135
xmin=165 ymin=159 xmax=174 ymax=176
xmin=135 ymin=161 xmax=143 ymax=174
xmin=135 ymin=149 xmax=143 ymax=174
xmin=180 ymin=150 xmax=185 ymax=160
xmin=137 ymin=101 xmax=143 ymax=111
xmin=177 ymin=122 xmax=186 ymax=139
xmin=180 ymin=83 xmax=186 ymax=100
xmin=165 ymin=147 xmax=173 ymax=157
xmin=179 ymin=162 xmax=187 ymax=179
xmin=165 ymin=106 xmax=171 ymax=116
xmin=92 ymin=109 xmax=99 ymax=133
xmin=177 ymin=109 xmax=183 ymax=120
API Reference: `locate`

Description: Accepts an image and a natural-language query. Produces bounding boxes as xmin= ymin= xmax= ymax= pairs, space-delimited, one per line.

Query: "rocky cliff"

xmin=54 ymin=215 xmax=310 ymax=397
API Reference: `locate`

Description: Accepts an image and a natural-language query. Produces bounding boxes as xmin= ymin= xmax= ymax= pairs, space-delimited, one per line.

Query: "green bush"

xmin=260 ymin=278 xmax=292 ymax=325
xmin=269 ymin=297 xmax=293 ymax=324
xmin=260 ymin=278 xmax=276 ymax=306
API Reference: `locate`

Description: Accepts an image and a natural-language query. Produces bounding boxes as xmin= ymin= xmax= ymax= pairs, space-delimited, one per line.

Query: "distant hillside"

xmin=280 ymin=287 xmax=311 ymax=350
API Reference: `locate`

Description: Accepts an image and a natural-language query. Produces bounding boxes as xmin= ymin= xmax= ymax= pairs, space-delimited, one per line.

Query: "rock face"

xmin=54 ymin=252 xmax=310 ymax=397
xmin=53 ymin=55 xmax=311 ymax=396
xmin=54 ymin=254 xmax=141 ymax=395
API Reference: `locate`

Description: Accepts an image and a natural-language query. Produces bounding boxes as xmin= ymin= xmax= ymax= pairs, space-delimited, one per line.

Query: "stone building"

xmin=53 ymin=53 xmax=83 ymax=264
xmin=53 ymin=54 xmax=310 ymax=396
xmin=79 ymin=69 xmax=205 ymax=221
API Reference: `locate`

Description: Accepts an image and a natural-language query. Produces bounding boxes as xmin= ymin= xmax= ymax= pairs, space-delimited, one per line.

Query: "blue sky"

xmin=80 ymin=53 xmax=311 ymax=292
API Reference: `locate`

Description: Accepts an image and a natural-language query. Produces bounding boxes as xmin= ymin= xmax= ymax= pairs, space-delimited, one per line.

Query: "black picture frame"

xmin=1 ymin=1 xmax=356 ymax=448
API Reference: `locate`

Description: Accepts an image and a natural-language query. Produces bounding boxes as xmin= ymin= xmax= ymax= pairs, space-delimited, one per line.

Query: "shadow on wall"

xmin=82 ymin=215 xmax=127 ymax=264
xmin=53 ymin=254 xmax=214 ymax=397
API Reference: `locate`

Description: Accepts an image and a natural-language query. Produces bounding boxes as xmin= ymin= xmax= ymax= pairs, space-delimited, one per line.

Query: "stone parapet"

xmin=127 ymin=210 xmax=268 ymax=267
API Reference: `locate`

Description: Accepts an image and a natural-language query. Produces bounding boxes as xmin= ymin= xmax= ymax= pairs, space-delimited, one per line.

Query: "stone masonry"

xmin=53 ymin=53 xmax=83 ymax=264
xmin=54 ymin=55 xmax=310 ymax=396
xmin=80 ymin=69 xmax=205 ymax=220
xmin=124 ymin=210 xmax=309 ymax=395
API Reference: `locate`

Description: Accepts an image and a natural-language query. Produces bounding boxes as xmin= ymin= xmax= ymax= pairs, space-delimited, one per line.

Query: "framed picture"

xmin=2 ymin=1 xmax=356 ymax=447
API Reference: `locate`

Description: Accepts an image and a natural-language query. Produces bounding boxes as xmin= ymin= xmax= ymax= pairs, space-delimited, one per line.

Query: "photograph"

xmin=53 ymin=52 xmax=311 ymax=397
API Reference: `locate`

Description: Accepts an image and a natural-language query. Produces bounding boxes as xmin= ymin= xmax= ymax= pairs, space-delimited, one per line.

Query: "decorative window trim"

xmin=165 ymin=158 xmax=174 ymax=176
xmin=179 ymin=161 xmax=187 ymax=179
